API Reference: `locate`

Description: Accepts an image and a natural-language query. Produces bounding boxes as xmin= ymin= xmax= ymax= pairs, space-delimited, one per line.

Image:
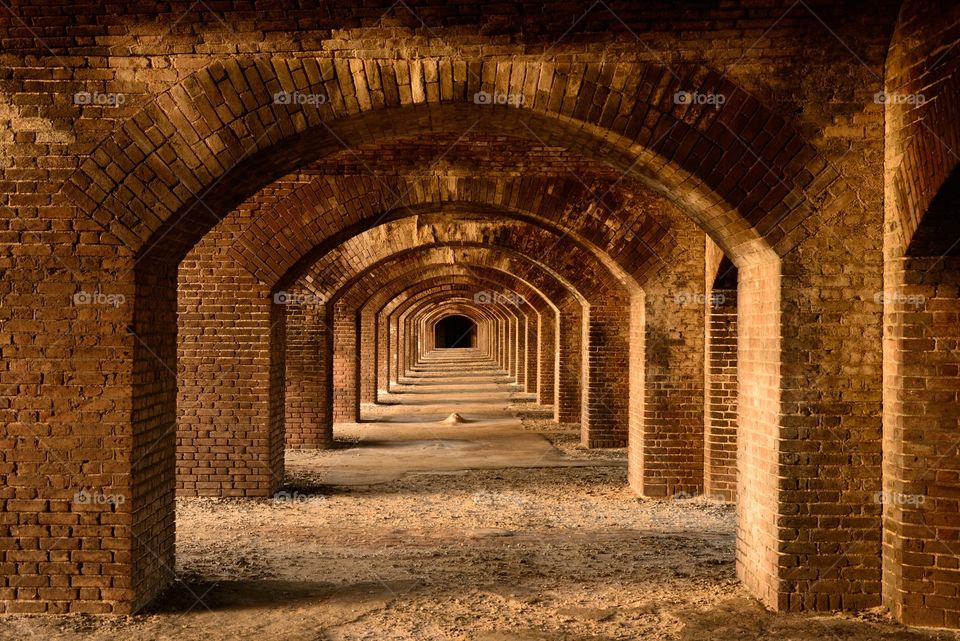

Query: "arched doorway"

xmin=434 ymin=314 xmax=477 ymax=348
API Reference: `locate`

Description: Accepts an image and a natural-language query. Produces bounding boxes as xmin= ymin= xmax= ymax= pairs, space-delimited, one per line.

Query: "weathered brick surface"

xmin=352 ymin=266 xmax=551 ymax=401
xmin=883 ymin=1 xmax=960 ymax=627
xmin=284 ymin=291 xmax=332 ymax=449
xmin=704 ymin=289 xmax=738 ymax=503
xmin=0 ymin=0 xmax=930 ymax=623
xmin=630 ymin=213 xmax=706 ymax=494
xmin=177 ymin=219 xmax=284 ymax=498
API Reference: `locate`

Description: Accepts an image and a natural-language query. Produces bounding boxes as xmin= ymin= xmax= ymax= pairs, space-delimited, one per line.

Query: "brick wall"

xmin=0 ymin=0 xmax=915 ymax=619
xmin=632 ymin=222 xmax=706 ymax=496
xmin=283 ymin=292 xmax=332 ymax=449
xmin=177 ymin=222 xmax=283 ymax=498
xmin=735 ymin=258 xmax=783 ymax=610
xmin=705 ymin=289 xmax=738 ymax=502
xmin=883 ymin=2 xmax=960 ymax=626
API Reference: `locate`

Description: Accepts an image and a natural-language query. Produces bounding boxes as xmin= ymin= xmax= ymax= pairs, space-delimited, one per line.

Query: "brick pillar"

xmin=377 ymin=308 xmax=390 ymax=395
xmin=705 ymin=288 xmax=738 ymax=502
xmin=515 ymin=310 xmax=528 ymax=390
xmin=1 ymin=244 xmax=161 ymax=615
xmin=359 ymin=310 xmax=377 ymax=404
xmin=735 ymin=259 xmax=782 ymax=610
xmin=131 ymin=261 xmax=178 ymax=612
xmin=628 ymin=269 xmax=706 ymax=496
xmin=538 ymin=310 xmax=556 ymax=406
xmin=775 ymin=245 xmax=883 ymax=611
xmin=506 ymin=315 xmax=516 ymax=380
xmin=332 ymin=303 xmax=359 ymax=424
xmin=525 ymin=309 xmax=539 ymax=394
xmin=389 ymin=312 xmax=400 ymax=384
xmin=177 ymin=244 xmax=284 ymax=498
xmin=628 ymin=292 xmax=645 ymax=493
xmin=498 ymin=318 xmax=510 ymax=375
xmin=556 ymin=299 xmax=582 ymax=424
xmin=581 ymin=297 xmax=631 ymax=448
xmin=284 ymin=294 xmax=333 ymax=449
xmin=883 ymin=256 xmax=960 ymax=627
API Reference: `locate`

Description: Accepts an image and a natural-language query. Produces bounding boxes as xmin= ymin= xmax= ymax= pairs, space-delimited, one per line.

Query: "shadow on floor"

xmin=145 ymin=579 xmax=422 ymax=614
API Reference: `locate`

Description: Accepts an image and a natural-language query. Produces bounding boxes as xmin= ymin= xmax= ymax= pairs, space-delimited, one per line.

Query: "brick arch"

xmin=281 ymin=244 xmax=578 ymax=445
xmin=415 ymin=298 xmax=499 ymax=350
xmin=410 ymin=298 xmax=502 ymax=348
xmin=60 ymin=56 xmax=841 ymax=266
xmin=397 ymin=293 xmax=512 ymax=383
xmin=399 ymin=280 xmax=539 ymax=370
xmin=327 ymin=262 xmax=553 ymax=424
xmin=290 ymin=240 xmax=601 ymax=431
xmin=421 ymin=302 xmax=489 ymax=352
xmin=50 ymin=53 xmax=858 ymax=617
xmin=362 ymin=268 xmax=547 ymax=397
xmin=238 ymin=167 xmax=680 ymax=293
xmin=881 ymin=2 xmax=960 ymax=628
xmin=333 ymin=249 xmax=580 ymax=409
xmin=297 ymin=229 xmax=619 ymax=433
xmin=346 ymin=263 xmax=556 ymax=313
xmin=341 ymin=262 xmax=556 ymax=403
xmin=885 ymin=0 xmax=960 ymax=254
xmin=254 ymin=181 xmax=653 ymax=295
xmin=364 ymin=270 xmax=566 ymax=408
xmin=293 ymin=215 xmax=622 ymax=304
xmin=285 ymin=276 xmax=524 ymax=449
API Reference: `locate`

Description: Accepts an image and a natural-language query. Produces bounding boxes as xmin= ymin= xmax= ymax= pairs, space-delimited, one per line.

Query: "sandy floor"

xmin=2 ymin=350 xmax=957 ymax=641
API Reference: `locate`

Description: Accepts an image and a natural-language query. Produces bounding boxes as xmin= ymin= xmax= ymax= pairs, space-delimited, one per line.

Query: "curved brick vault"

xmin=5 ymin=1 xmax=954 ymax=632
xmin=343 ymin=263 xmax=555 ymax=400
xmin=62 ymin=57 xmax=837 ymax=264
xmin=280 ymin=218 xmax=632 ymax=448
xmin=881 ymin=1 xmax=960 ymax=627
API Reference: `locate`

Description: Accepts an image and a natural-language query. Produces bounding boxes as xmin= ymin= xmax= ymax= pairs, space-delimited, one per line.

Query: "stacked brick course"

xmin=2 ymin=0 xmax=951 ymax=628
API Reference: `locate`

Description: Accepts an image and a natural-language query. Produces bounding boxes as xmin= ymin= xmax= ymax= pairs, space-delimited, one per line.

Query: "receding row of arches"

xmin=2 ymin=8 xmax=957 ymax=628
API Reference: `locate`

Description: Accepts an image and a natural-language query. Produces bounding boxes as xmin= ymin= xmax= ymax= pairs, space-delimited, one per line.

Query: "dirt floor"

xmin=2 ymin=350 xmax=958 ymax=640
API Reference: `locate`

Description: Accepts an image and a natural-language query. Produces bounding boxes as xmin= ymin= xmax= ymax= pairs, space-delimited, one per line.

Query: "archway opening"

xmin=434 ymin=314 xmax=477 ymax=348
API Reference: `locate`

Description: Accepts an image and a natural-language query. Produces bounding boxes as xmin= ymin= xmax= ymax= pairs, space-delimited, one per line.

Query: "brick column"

xmin=332 ymin=303 xmax=360 ymax=423
xmin=284 ymin=294 xmax=333 ymax=449
xmin=705 ymin=288 xmax=738 ymax=502
xmin=515 ymin=310 xmax=528 ymax=390
xmin=377 ymin=308 xmax=391 ymax=395
xmin=734 ymin=259 xmax=782 ymax=610
xmin=538 ymin=310 xmax=557 ymax=406
xmin=177 ymin=240 xmax=284 ymax=498
xmin=628 ymin=265 xmax=706 ymax=496
xmin=525 ymin=309 xmax=539 ymax=394
xmin=883 ymin=256 xmax=960 ymax=627
xmin=506 ymin=314 xmax=516 ymax=380
xmin=556 ymin=299 xmax=582 ymax=424
xmin=581 ymin=297 xmax=632 ymax=448
xmin=358 ymin=309 xmax=377 ymax=404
